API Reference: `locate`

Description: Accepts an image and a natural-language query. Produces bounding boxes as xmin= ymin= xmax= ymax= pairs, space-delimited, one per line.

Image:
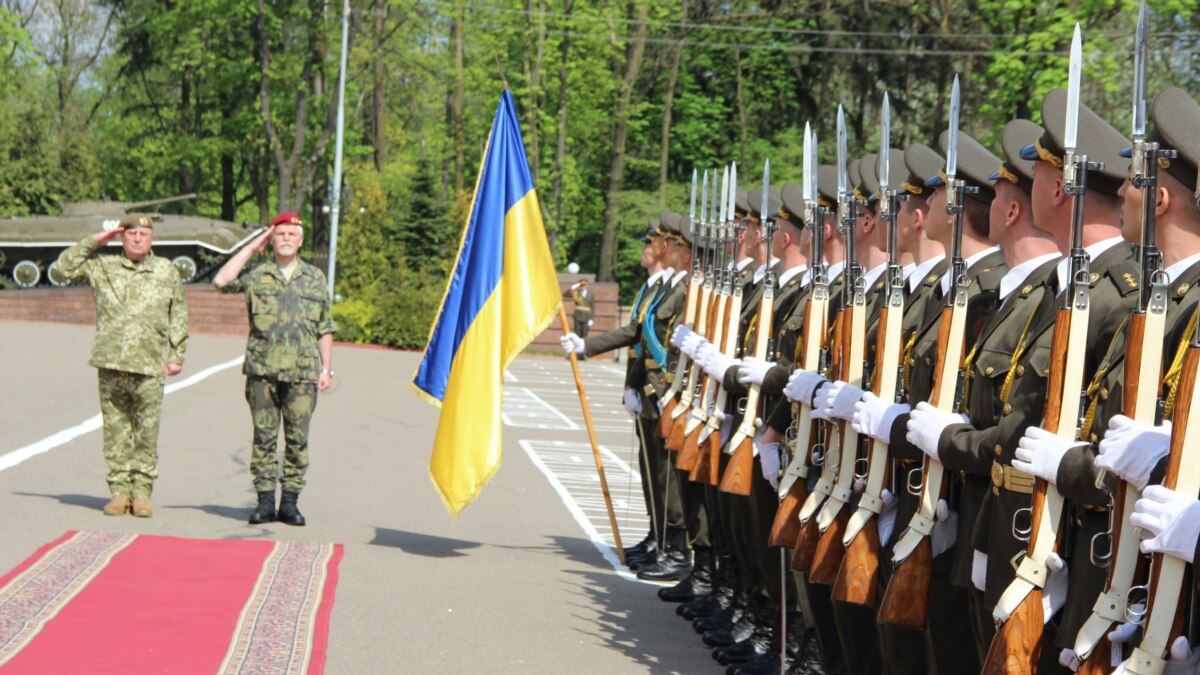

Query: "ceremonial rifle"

xmin=659 ymin=169 xmax=703 ymax=436
xmin=811 ymin=104 xmax=885 ymax=585
xmin=879 ymin=76 xmax=973 ymax=627
xmin=668 ymin=170 xmax=715 ymax=451
xmin=983 ymin=28 xmax=1099 ymax=670
xmin=722 ymin=159 xmax=776 ymax=495
xmin=792 ymin=125 xmax=853 ymax=572
xmin=694 ymin=167 xmax=745 ymax=485
xmin=1074 ymin=5 xmax=1172 ymax=669
xmin=771 ymin=123 xmax=829 ymax=547
xmin=676 ymin=168 xmax=729 ymax=468
xmin=834 ymin=101 xmax=907 ymax=606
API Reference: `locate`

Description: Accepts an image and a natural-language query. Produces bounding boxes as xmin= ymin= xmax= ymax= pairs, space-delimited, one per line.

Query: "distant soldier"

xmin=56 ymin=215 xmax=188 ymax=518
xmin=214 ymin=212 xmax=336 ymax=526
xmin=568 ymin=279 xmax=595 ymax=337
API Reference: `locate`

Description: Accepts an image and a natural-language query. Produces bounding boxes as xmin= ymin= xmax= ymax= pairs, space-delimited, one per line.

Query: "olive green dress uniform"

xmin=570 ymin=283 xmax=595 ymax=338
xmin=220 ymin=260 xmax=335 ymax=493
xmin=884 ymin=130 xmax=1009 ymax=675
xmin=57 ymin=228 xmax=188 ymax=499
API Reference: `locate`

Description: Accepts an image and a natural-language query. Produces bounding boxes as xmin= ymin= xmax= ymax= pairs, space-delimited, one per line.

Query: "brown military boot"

xmin=131 ymin=497 xmax=154 ymax=518
xmin=103 ymin=495 xmax=130 ymax=516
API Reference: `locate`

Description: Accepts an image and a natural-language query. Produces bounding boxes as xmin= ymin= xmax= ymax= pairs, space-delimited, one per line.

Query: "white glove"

xmin=931 ymin=499 xmax=958 ymax=557
xmin=971 ymin=550 xmax=987 ymax=591
xmin=1113 ymin=637 xmax=1200 ymax=675
xmin=852 ymin=392 xmax=911 ymax=443
xmin=737 ymin=357 xmax=775 ymax=387
xmin=1104 ymin=602 xmax=1146 ymax=647
xmin=1096 ymin=415 xmax=1172 ymax=490
xmin=1042 ymin=552 xmax=1068 ymax=623
xmin=656 ymin=397 xmax=667 ymax=413
xmin=1132 ymin=485 xmax=1200 ymax=563
xmin=783 ymin=369 xmax=827 ymax=406
xmin=704 ymin=352 xmax=739 ymax=381
xmin=1059 ymin=649 xmax=1080 ymax=671
xmin=876 ymin=489 xmax=898 ymax=544
xmin=560 ymin=332 xmax=585 ymax=355
xmin=692 ymin=340 xmax=715 ymax=367
xmin=758 ymin=440 xmax=782 ymax=490
xmin=671 ymin=324 xmax=693 ymax=348
xmin=810 ymin=382 xmax=835 ymax=421
xmin=825 ymin=381 xmax=864 ymax=421
xmin=622 ymin=389 xmax=642 ymax=416
xmin=570 ymin=281 xmax=582 ymax=290
xmin=906 ymin=401 xmax=969 ymax=462
xmin=588 ymin=319 xmax=593 ymax=327
xmin=1013 ymin=426 xmax=1087 ymax=485
xmin=682 ymin=333 xmax=707 ymax=358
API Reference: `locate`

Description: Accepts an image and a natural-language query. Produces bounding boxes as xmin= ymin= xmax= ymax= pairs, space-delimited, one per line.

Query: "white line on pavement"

xmin=0 ymin=356 xmax=244 ymax=473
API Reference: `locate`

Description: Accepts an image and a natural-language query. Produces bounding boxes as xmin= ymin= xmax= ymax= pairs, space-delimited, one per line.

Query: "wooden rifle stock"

xmin=770 ymin=416 xmax=816 ymax=547
xmin=674 ymin=289 xmax=727 ymax=464
xmin=983 ymin=307 xmax=1076 ymax=673
xmin=720 ymin=435 xmax=755 ymax=494
xmin=675 ymin=422 xmax=705 ymax=471
xmin=809 ymin=500 xmax=850 ymax=585
xmin=792 ymin=508 xmax=822 ymax=572
xmin=691 ymin=428 xmax=723 ymax=485
xmin=832 ymin=515 xmax=881 ymax=605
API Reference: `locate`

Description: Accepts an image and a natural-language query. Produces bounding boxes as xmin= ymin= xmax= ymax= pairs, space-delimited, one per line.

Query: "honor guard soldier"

xmin=567 ymin=279 xmax=595 ymax=338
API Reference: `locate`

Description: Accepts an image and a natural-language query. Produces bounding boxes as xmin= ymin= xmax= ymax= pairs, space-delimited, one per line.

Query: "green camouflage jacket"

xmin=57 ymin=236 xmax=188 ymax=376
xmin=221 ymin=260 xmax=336 ymax=382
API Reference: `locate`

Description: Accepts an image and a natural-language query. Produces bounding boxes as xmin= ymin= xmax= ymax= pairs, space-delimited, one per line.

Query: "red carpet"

xmin=0 ymin=531 xmax=342 ymax=674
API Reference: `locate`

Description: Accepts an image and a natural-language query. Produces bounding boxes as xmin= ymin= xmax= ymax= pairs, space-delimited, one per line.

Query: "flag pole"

xmin=558 ymin=306 xmax=626 ymax=564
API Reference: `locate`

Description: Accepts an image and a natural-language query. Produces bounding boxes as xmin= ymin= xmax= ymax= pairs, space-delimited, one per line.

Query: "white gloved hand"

xmin=1133 ymin=485 xmax=1200 ymax=563
xmin=560 ymin=332 xmax=585 ymax=355
xmin=671 ymin=324 xmax=693 ymax=348
xmin=971 ymin=550 xmax=987 ymax=591
xmin=825 ymin=381 xmax=865 ymax=421
xmin=852 ymin=392 xmax=911 ymax=443
xmin=692 ymin=341 xmax=715 ymax=368
xmin=737 ymin=357 xmax=775 ymax=387
xmin=758 ymin=440 xmax=782 ymax=490
xmin=876 ymin=489 xmax=898 ymax=544
xmin=681 ymin=333 xmax=706 ymax=358
xmin=588 ymin=319 xmax=593 ymax=327
xmin=1104 ymin=602 xmax=1146 ymax=648
xmin=1113 ymin=637 xmax=1200 ymax=675
xmin=656 ymin=397 xmax=667 ymax=413
xmin=1042 ymin=552 xmax=1068 ymax=623
xmin=931 ymin=499 xmax=958 ymax=557
xmin=1096 ymin=415 xmax=1172 ymax=490
xmin=1059 ymin=649 xmax=1080 ymax=671
xmin=810 ymin=382 xmax=835 ymax=421
xmin=704 ymin=352 xmax=739 ymax=381
xmin=622 ymin=389 xmax=642 ymax=416
xmin=906 ymin=401 xmax=969 ymax=462
xmin=1013 ymin=426 xmax=1086 ymax=485
xmin=784 ymin=369 xmax=827 ymax=406
xmin=570 ymin=281 xmax=582 ymax=290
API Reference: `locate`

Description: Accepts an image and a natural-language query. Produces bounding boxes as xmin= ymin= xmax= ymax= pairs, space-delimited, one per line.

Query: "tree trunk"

xmin=658 ymin=2 xmax=685 ymax=207
xmin=371 ymin=0 xmax=389 ymax=171
xmin=522 ymin=0 xmax=546 ymax=183
xmin=550 ymin=0 xmax=573 ymax=259
xmin=452 ymin=0 xmax=465 ymax=194
xmin=597 ymin=1 xmax=648 ymax=282
xmin=734 ymin=48 xmax=747 ymax=167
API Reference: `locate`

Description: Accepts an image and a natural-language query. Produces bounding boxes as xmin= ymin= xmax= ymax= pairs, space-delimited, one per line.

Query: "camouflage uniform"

xmin=56 ymin=235 xmax=188 ymax=498
xmin=221 ymin=260 xmax=336 ymax=492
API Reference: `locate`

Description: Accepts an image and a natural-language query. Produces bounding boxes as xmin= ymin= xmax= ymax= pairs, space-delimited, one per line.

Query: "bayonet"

xmin=880 ymin=94 xmax=891 ymax=191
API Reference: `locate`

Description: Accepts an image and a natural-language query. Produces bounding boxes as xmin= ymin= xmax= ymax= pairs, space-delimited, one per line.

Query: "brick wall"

xmin=0 ymin=285 xmax=249 ymax=337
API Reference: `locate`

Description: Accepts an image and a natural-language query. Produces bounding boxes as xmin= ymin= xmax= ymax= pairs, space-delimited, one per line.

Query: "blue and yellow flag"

xmin=412 ymin=90 xmax=560 ymax=515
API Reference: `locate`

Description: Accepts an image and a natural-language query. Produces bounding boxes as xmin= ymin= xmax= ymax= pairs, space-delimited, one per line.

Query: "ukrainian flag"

xmin=412 ymin=89 xmax=561 ymax=515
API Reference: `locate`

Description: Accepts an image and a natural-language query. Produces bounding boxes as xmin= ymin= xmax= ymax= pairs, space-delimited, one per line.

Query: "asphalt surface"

xmin=0 ymin=321 xmax=719 ymax=674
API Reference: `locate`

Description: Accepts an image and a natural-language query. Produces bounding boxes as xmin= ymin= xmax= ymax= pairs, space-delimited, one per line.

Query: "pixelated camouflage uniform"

xmin=57 ymin=235 xmax=188 ymax=499
xmin=220 ymin=261 xmax=336 ymax=492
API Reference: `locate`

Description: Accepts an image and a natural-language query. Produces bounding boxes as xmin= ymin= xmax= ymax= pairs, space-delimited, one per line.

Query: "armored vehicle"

xmin=0 ymin=194 xmax=265 ymax=287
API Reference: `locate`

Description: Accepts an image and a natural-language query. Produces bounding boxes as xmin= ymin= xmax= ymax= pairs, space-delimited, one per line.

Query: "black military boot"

xmin=659 ymin=546 xmax=713 ymax=602
xmin=248 ymin=491 xmax=276 ymax=524
xmin=694 ymin=587 xmax=748 ymax=634
xmin=703 ymin=593 xmax=760 ymax=647
xmin=680 ymin=559 xmax=735 ymax=619
xmin=637 ymin=528 xmax=691 ymax=581
xmin=623 ymin=530 xmax=655 ymax=560
xmin=277 ymin=491 xmax=306 ymax=526
xmin=714 ymin=602 xmax=776 ymax=665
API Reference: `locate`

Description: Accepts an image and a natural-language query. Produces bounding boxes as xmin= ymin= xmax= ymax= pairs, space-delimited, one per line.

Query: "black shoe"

xmin=678 ymin=594 xmax=722 ymax=619
xmin=626 ymin=548 xmax=657 ymax=571
xmin=703 ymin=609 xmax=756 ymax=647
xmin=735 ymin=651 xmax=786 ymax=675
xmin=624 ymin=531 xmax=656 ymax=560
xmin=248 ymin=491 xmax=276 ymax=524
xmin=638 ymin=527 xmax=691 ymax=581
xmin=659 ymin=546 xmax=713 ymax=602
xmin=715 ymin=627 xmax=774 ymax=665
xmin=278 ymin=491 xmax=306 ymax=526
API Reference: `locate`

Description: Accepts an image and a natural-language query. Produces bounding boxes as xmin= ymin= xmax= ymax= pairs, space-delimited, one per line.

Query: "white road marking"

xmin=0 ymin=356 xmax=244 ymax=473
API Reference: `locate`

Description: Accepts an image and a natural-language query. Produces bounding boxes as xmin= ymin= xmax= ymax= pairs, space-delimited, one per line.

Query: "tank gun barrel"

xmin=123 ymin=193 xmax=197 ymax=212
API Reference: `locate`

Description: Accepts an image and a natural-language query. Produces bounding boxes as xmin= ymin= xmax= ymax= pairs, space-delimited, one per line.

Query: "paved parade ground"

xmin=0 ymin=321 xmax=717 ymax=673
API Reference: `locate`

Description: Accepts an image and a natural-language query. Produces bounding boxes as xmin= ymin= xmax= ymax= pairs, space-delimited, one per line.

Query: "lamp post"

xmin=326 ymin=0 xmax=350 ymax=299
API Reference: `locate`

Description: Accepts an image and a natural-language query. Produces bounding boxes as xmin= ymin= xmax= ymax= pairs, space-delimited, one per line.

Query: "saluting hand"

xmin=250 ymin=225 xmax=276 ymax=254
xmin=92 ymin=227 xmax=125 ymax=244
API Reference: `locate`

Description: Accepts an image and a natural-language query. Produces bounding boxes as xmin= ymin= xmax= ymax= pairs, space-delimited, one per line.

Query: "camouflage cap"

xmin=1019 ymin=88 xmax=1130 ymax=196
xmin=118 ymin=214 xmax=155 ymax=229
xmin=990 ymin=119 xmax=1042 ymax=193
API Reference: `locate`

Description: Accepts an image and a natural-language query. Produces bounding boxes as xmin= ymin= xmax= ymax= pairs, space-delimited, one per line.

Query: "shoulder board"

xmin=973 ymin=264 xmax=1007 ymax=291
xmin=1103 ymin=259 xmax=1141 ymax=296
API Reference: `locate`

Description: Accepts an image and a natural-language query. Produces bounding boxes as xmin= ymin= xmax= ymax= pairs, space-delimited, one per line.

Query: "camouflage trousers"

xmin=245 ymin=376 xmax=317 ymax=493
xmin=97 ymin=368 xmax=164 ymax=499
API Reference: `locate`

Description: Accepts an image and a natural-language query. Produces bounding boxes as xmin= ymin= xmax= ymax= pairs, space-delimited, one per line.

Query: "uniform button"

xmin=994 ymin=444 xmax=1003 ymax=457
xmin=985 ymin=366 xmax=995 ymax=375
xmin=1002 ymin=403 xmax=1013 ymax=415
xmin=1016 ymin=365 xmax=1025 ymax=377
